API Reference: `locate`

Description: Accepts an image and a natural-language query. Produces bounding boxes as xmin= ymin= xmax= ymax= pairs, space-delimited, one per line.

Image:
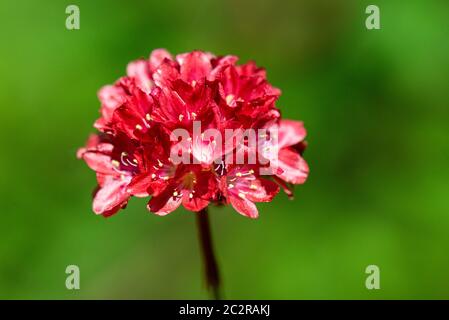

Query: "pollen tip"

xmin=111 ymin=160 xmax=120 ymax=167
xmin=226 ymin=94 xmax=235 ymax=104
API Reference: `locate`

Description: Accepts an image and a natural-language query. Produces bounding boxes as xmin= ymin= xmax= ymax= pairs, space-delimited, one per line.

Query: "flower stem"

xmin=196 ymin=208 xmax=222 ymax=300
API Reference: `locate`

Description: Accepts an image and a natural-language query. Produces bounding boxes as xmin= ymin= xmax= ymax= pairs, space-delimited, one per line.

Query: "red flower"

xmin=78 ymin=49 xmax=309 ymax=218
xmin=220 ymin=166 xmax=279 ymax=218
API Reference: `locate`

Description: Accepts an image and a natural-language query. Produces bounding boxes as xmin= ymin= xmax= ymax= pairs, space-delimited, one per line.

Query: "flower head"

xmin=78 ymin=49 xmax=308 ymax=218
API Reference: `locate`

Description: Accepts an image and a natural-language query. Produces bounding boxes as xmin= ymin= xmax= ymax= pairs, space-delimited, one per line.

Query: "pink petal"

xmin=97 ymin=85 xmax=127 ymax=120
xmin=209 ymin=55 xmax=239 ymax=80
xmin=149 ymin=49 xmax=173 ymax=71
xmin=93 ymin=177 xmax=130 ymax=215
xmin=176 ymin=51 xmax=213 ymax=83
xmin=276 ymin=148 xmax=309 ymax=184
xmin=80 ymin=151 xmax=115 ymax=176
xmin=230 ymin=195 xmax=259 ymax=219
xmin=278 ymin=120 xmax=307 ymax=149
xmin=246 ymin=178 xmax=280 ymax=202
xmin=127 ymin=60 xmax=153 ymax=93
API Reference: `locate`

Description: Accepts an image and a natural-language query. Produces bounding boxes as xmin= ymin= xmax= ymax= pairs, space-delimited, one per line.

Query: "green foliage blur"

xmin=0 ymin=0 xmax=448 ymax=299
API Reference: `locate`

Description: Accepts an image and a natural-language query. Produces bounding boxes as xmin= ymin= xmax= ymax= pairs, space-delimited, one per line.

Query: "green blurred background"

xmin=0 ymin=0 xmax=448 ymax=299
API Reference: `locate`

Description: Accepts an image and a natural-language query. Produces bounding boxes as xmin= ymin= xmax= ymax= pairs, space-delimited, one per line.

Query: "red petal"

xmin=111 ymin=105 xmax=141 ymax=139
xmin=147 ymin=189 xmax=182 ymax=216
xmin=127 ymin=173 xmax=152 ymax=197
xmin=182 ymin=194 xmax=209 ymax=212
xmin=152 ymin=59 xmax=180 ymax=89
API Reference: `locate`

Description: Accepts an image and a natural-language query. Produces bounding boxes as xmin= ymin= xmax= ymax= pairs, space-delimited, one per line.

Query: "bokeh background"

xmin=0 ymin=0 xmax=448 ymax=299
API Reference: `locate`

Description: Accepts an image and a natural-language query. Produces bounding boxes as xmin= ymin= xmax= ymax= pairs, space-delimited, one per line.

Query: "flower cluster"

xmin=78 ymin=49 xmax=309 ymax=218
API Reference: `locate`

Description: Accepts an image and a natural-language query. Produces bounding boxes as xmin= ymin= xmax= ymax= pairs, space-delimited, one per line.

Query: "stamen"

xmin=112 ymin=166 xmax=126 ymax=174
xmin=126 ymin=159 xmax=137 ymax=167
xmin=142 ymin=118 xmax=151 ymax=129
xmin=135 ymin=124 xmax=143 ymax=130
xmin=173 ymin=91 xmax=186 ymax=105
xmin=121 ymin=152 xmax=128 ymax=166
xmin=239 ymin=171 xmax=254 ymax=177
xmin=226 ymin=94 xmax=235 ymax=105
xmin=111 ymin=160 xmax=120 ymax=167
